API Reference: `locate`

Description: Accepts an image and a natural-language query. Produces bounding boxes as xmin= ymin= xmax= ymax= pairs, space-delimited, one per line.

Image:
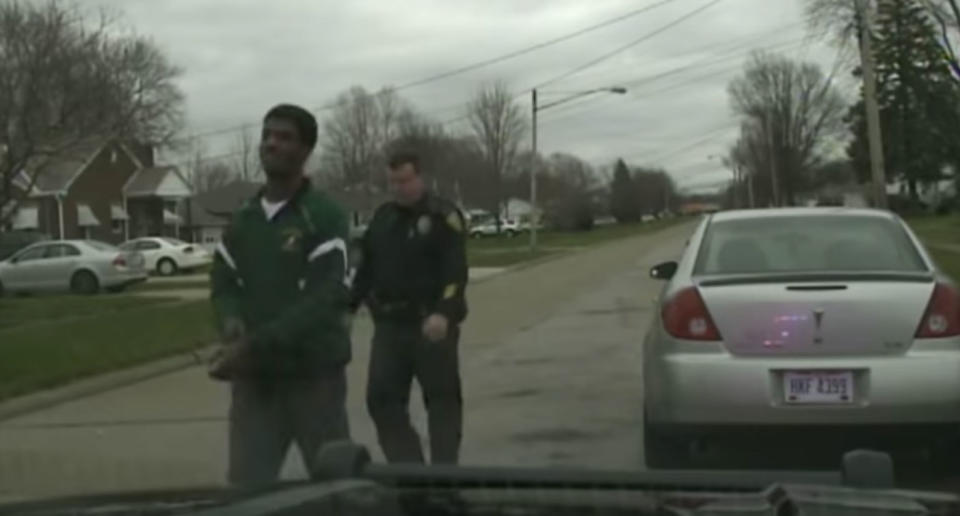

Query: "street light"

xmin=529 ymin=86 xmax=627 ymax=251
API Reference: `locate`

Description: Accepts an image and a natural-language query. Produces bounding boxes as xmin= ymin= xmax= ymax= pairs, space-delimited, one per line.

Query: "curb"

xmin=0 ymin=345 xmax=215 ymax=423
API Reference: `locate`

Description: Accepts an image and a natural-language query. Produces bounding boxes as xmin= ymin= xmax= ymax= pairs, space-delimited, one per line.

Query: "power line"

xmin=176 ymin=0 xmax=682 ymax=145
xmin=534 ymin=0 xmax=726 ymax=88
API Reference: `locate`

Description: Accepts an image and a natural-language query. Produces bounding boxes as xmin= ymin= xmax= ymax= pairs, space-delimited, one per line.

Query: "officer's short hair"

xmin=264 ymin=104 xmax=318 ymax=150
xmin=388 ymin=149 xmax=420 ymax=174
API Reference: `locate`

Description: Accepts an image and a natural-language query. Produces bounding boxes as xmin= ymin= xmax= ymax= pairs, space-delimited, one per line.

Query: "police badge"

xmin=417 ymin=215 xmax=432 ymax=235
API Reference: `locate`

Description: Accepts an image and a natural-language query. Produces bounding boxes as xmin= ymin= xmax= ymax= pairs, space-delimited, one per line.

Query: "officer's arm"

xmin=349 ymin=220 xmax=374 ymax=312
xmin=210 ymin=226 xmax=244 ymax=335
xmin=252 ymin=207 xmax=350 ymax=351
xmin=432 ymin=208 xmax=468 ymax=321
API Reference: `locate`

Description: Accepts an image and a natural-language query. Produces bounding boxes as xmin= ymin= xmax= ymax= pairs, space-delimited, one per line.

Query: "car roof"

xmin=709 ymin=207 xmax=896 ymax=223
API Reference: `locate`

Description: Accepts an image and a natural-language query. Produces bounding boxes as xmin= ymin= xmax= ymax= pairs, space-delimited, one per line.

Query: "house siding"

xmin=65 ymin=143 xmax=139 ymax=242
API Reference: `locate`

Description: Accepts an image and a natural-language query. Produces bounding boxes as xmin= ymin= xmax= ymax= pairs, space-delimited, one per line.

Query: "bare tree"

xmin=0 ymin=0 xmax=184 ymax=226
xmin=728 ymin=52 xmax=847 ymax=205
xmin=233 ymin=125 xmax=259 ymax=181
xmin=466 ymin=82 xmax=526 ymax=223
xmin=319 ymin=86 xmax=411 ymax=207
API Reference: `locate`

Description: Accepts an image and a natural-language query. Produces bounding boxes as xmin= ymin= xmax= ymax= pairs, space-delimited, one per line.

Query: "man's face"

xmin=260 ymin=117 xmax=308 ymax=179
xmin=387 ymin=163 xmax=425 ymax=206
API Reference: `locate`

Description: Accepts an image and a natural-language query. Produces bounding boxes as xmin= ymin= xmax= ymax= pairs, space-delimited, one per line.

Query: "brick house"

xmin=5 ymin=140 xmax=191 ymax=243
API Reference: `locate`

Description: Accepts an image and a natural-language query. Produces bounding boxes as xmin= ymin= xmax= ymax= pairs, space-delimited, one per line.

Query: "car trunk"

xmin=697 ymin=276 xmax=935 ymax=357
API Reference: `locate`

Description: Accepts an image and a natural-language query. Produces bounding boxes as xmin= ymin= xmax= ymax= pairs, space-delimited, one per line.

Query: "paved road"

xmin=1 ymin=220 xmax=956 ymax=501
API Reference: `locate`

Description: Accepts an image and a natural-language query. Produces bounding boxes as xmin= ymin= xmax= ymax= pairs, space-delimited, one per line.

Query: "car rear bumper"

xmin=645 ymin=338 xmax=960 ymax=426
xmin=179 ymin=255 xmax=211 ymax=269
xmin=101 ymin=270 xmax=148 ymax=287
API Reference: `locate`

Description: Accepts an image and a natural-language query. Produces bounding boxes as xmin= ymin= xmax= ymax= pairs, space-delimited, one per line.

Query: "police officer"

xmin=351 ymin=149 xmax=468 ymax=465
xmin=209 ymin=104 xmax=352 ymax=487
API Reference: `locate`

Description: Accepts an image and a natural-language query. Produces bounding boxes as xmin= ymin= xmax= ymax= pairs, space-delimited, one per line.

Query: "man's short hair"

xmin=264 ymin=104 xmax=318 ymax=150
xmin=387 ymin=149 xmax=420 ymax=173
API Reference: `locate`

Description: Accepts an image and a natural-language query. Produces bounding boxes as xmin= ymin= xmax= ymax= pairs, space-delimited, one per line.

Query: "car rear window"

xmin=162 ymin=238 xmax=187 ymax=246
xmin=694 ymin=215 xmax=927 ymax=275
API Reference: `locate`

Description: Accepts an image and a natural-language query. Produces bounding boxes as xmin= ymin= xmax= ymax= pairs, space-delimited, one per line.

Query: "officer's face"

xmin=388 ymin=163 xmax=425 ymax=206
xmin=260 ymin=118 xmax=309 ymax=180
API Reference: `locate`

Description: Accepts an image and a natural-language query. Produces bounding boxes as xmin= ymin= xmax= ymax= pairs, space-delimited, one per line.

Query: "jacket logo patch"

xmin=280 ymin=228 xmax=303 ymax=253
xmin=417 ymin=215 xmax=432 ymax=236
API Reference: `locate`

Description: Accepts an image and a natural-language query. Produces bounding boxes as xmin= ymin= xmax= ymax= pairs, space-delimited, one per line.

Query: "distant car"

xmin=643 ymin=207 xmax=960 ymax=469
xmin=469 ymin=218 xmax=521 ymax=238
xmin=120 ymin=237 xmax=212 ymax=276
xmin=0 ymin=240 xmax=147 ymax=295
xmin=0 ymin=230 xmax=50 ymax=261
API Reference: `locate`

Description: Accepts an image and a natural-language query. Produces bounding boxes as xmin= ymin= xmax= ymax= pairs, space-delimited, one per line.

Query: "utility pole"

xmin=856 ymin=0 xmax=889 ymax=209
xmin=529 ymin=88 xmax=538 ymax=251
xmin=746 ymin=166 xmax=756 ymax=208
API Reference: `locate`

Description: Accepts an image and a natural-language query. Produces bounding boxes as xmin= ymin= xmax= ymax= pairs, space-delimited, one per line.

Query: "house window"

xmin=112 ymin=219 xmax=125 ymax=234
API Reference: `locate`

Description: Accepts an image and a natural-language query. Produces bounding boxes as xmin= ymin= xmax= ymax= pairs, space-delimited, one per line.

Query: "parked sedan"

xmin=0 ymin=240 xmax=147 ymax=295
xmin=120 ymin=237 xmax=212 ymax=276
xmin=643 ymin=208 xmax=960 ymax=468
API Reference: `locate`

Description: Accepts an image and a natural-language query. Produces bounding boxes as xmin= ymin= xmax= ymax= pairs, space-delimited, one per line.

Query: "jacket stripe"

xmin=308 ymin=238 xmax=348 ymax=286
xmin=216 ymin=242 xmax=238 ymax=271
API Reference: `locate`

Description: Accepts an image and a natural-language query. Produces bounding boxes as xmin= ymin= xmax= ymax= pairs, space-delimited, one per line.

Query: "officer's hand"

xmin=422 ymin=313 xmax=449 ymax=342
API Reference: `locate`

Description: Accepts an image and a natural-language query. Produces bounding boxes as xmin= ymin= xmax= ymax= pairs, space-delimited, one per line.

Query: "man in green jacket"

xmin=209 ymin=104 xmax=351 ymax=487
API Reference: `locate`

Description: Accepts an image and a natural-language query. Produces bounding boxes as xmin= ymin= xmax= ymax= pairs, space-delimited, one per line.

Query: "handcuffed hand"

xmin=422 ymin=313 xmax=449 ymax=343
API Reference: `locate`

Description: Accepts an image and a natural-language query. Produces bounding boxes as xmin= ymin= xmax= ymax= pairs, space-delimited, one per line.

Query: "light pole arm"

xmin=536 ymin=87 xmax=626 ymax=112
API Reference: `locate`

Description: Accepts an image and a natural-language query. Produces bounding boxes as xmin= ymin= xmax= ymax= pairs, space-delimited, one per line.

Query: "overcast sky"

xmin=94 ymin=0 xmax=847 ymax=192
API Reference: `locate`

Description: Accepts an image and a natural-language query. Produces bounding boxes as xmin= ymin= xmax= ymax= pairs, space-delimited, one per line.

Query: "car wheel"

xmin=505 ymin=230 xmax=517 ymax=238
xmin=471 ymin=232 xmax=483 ymax=239
xmin=0 ymin=279 xmax=5 ymax=298
xmin=157 ymin=258 xmax=178 ymax=276
xmin=643 ymin=417 xmax=691 ymax=469
xmin=70 ymin=270 xmax=100 ymax=295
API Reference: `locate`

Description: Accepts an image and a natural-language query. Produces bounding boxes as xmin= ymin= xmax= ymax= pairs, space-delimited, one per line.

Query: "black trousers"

xmin=366 ymin=319 xmax=463 ymax=464
xmin=228 ymin=368 xmax=349 ymax=487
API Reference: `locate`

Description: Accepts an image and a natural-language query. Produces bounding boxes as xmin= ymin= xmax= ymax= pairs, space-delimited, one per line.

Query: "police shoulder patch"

xmin=446 ymin=211 xmax=463 ymax=233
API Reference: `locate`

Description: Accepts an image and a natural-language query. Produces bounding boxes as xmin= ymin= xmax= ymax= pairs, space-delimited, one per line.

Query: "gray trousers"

xmin=228 ymin=368 xmax=349 ymax=487
xmin=366 ymin=320 xmax=463 ymax=464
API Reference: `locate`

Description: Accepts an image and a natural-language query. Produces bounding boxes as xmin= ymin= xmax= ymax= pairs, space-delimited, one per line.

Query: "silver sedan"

xmin=643 ymin=208 xmax=960 ymax=468
xmin=0 ymin=240 xmax=147 ymax=295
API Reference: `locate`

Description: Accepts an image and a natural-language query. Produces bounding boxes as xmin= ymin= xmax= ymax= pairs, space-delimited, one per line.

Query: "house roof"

xmin=124 ymin=166 xmax=191 ymax=198
xmin=14 ymin=140 xmax=145 ymax=195
xmin=18 ymin=140 xmax=104 ymax=194
xmin=194 ymin=180 xmax=263 ymax=216
xmin=178 ymin=180 xmax=261 ymax=228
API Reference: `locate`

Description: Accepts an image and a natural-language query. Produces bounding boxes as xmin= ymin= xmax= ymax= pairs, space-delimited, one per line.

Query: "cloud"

xmin=93 ymin=0 xmax=844 ymax=186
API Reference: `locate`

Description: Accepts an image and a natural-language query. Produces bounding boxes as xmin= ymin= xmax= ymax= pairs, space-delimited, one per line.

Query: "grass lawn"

xmin=468 ymin=217 xmax=687 ymax=252
xmin=906 ymin=215 xmax=960 ymax=283
xmin=906 ymin=214 xmax=960 ymax=247
xmin=0 ymin=295 xmax=172 ymax=331
xmin=0 ymin=299 xmax=215 ymax=401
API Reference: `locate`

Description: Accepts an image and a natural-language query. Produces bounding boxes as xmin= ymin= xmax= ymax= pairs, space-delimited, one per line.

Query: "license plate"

xmin=783 ymin=371 xmax=853 ymax=404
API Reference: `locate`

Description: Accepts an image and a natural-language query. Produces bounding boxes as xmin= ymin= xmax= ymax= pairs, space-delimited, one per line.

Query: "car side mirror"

xmin=649 ymin=261 xmax=678 ymax=280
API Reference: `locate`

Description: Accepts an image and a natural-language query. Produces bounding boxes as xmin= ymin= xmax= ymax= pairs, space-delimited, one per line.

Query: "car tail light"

xmin=112 ymin=255 xmax=127 ymax=268
xmin=661 ymin=286 xmax=722 ymax=341
xmin=915 ymin=283 xmax=960 ymax=338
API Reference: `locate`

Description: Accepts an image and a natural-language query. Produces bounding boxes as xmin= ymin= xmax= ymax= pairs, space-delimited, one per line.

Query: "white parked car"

xmin=643 ymin=208 xmax=960 ymax=469
xmin=120 ymin=237 xmax=212 ymax=276
xmin=0 ymin=240 xmax=147 ymax=295
xmin=469 ymin=217 xmax=522 ymax=238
